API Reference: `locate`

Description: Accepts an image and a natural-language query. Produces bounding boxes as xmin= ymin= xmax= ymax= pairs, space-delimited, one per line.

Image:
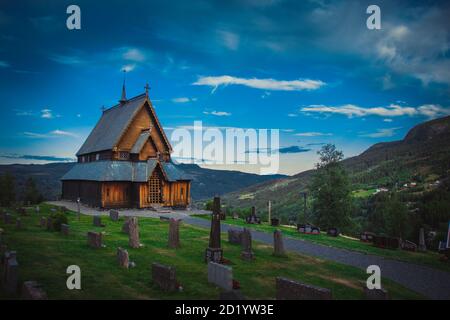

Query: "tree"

xmin=0 ymin=172 xmax=16 ymax=206
xmin=24 ymin=177 xmax=43 ymax=205
xmin=310 ymin=144 xmax=353 ymax=232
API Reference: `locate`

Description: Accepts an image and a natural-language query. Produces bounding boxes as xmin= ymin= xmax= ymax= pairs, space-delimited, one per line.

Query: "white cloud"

xmin=121 ymin=64 xmax=136 ymax=72
xmin=23 ymin=129 xmax=78 ymax=139
xmin=122 ymin=48 xmax=146 ymax=62
xmin=217 ymin=30 xmax=240 ymax=50
xmin=172 ymin=97 xmax=197 ymax=103
xmin=287 ymin=113 xmax=298 ymax=117
xmin=300 ymin=103 xmax=450 ymax=119
xmin=295 ymin=132 xmax=332 ymax=137
xmin=203 ymin=111 xmax=232 ymax=117
xmin=193 ymin=75 xmax=325 ymax=92
xmin=359 ymin=127 xmax=401 ymax=138
xmin=40 ymin=109 xmax=53 ymax=119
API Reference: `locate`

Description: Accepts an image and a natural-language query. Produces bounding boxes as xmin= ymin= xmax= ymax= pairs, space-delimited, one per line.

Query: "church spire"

xmin=119 ymin=70 xmax=127 ymax=104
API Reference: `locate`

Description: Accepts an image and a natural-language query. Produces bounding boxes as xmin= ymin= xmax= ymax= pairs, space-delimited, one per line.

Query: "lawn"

xmin=0 ymin=204 xmax=423 ymax=300
xmin=193 ymin=215 xmax=450 ymax=273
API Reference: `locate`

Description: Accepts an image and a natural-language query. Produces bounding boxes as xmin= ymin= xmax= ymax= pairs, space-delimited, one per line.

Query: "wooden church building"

xmin=61 ymin=84 xmax=191 ymax=209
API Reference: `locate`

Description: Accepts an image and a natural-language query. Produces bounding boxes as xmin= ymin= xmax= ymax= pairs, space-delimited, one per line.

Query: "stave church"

xmin=61 ymin=83 xmax=191 ymax=209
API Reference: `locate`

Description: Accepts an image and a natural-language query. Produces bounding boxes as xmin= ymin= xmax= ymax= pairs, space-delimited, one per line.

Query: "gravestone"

xmin=207 ymin=261 xmax=233 ymax=291
xmin=2 ymin=251 xmax=19 ymax=295
xmin=360 ymin=231 xmax=375 ymax=242
xmin=151 ymin=262 xmax=178 ymax=292
xmin=40 ymin=217 xmax=47 ymax=228
xmin=364 ymin=287 xmax=389 ymax=300
xmin=297 ymin=224 xmax=320 ymax=234
xmin=418 ymin=228 xmax=427 ymax=252
xmin=205 ymin=197 xmax=223 ymax=263
xmin=245 ymin=206 xmax=261 ymax=224
xmin=4 ymin=213 xmax=12 ymax=224
xmin=327 ymin=228 xmax=340 ymax=237
xmin=21 ymin=281 xmax=48 ymax=300
xmin=16 ymin=218 xmax=22 ymax=230
xmin=401 ymin=240 xmax=417 ymax=252
xmin=109 ymin=210 xmax=119 ymax=222
xmin=241 ymin=228 xmax=254 ymax=260
xmin=276 ymin=277 xmax=332 ymax=300
xmin=87 ymin=231 xmax=102 ymax=248
xmin=232 ymin=212 xmax=239 ymax=219
xmin=228 ymin=229 xmax=243 ymax=245
xmin=17 ymin=207 xmax=27 ymax=216
xmin=46 ymin=217 xmax=53 ymax=231
xmin=271 ymin=218 xmax=280 ymax=227
xmin=60 ymin=224 xmax=70 ymax=236
xmin=93 ymin=215 xmax=105 ymax=227
xmin=117 ymin=247 xmax=129 ymax=269
xmin=35 ymin=206 xmax=40 ymax=214
xmin=122 ymin=217 xmax=130 ymax=234
xmin=273 ymin=230 xmax=286 ymax=257
xmin=373 ymin=235 xmax=401 ymax=249
xmin=219 ymin=289 xmax=246 ymax=300
xmin=168 ymin=218 xmax=180 ymax=249
xmin=128 ymin=217 xmax=140 ymax=248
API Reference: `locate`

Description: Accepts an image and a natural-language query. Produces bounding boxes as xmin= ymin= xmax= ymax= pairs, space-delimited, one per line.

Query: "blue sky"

xmin=0 ymin=0 xmax=449 ymax=175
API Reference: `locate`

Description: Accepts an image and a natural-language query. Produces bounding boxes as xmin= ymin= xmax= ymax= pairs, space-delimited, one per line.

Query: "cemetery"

xmin=0 ymin=203 xmax=423 ymax=299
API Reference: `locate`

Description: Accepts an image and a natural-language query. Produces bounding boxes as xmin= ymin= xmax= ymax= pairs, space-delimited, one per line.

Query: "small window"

xmin=96 ymin=153 xmax=100 ymax=161
xmin=118 ymin=151 xmax=129 ymax=160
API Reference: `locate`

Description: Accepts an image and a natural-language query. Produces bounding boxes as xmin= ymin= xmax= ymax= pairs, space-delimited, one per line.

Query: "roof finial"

xmin=101 ymin=105 xmax=106 ymax=113
xmin=144 ymin=83 xmax=150 ymax=97
xmin=119 ymin=70 xmax=127 ymax=104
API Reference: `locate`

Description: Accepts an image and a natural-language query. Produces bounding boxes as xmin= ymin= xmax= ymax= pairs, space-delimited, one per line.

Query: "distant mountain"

xmin=0 ymin=162 xmax=285 ymax=202
xmin=221 ymin=115 xmax=450 ymax=218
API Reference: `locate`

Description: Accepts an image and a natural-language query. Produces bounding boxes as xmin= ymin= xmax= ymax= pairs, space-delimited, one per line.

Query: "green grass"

xmin=0 ymin=204 xmax=423 ymax=300
xmin=193 ymin=215 xmax=450 ymax=273
xmin=352 ymin=189 xmax=377 ymax=198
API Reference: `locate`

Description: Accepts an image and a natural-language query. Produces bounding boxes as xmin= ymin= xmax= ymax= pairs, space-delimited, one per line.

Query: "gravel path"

xmin=184 ymin=216 xmax=450 ymax=300
xmin=47 ymin=201 xmax=450 ymax=299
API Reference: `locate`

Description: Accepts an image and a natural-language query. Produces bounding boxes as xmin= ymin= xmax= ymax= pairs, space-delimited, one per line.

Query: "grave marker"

xmin=87 ymin=231 xmax=102 ymax=248
xmin=128 ymin=217 xmax=140 ymax=248
xmin=228 ymin=229 xmax=243 ymax=245
xmin=273 ymin=230 xmax=286 ymax=257
xmin=276 ymin=277 xmax=332 ymax=300
xmin=117 ymin=247 xmax=129 ymax=269
xmin=241 ymin=228 xmax=254 ymax=260
xmin=2 ymin=251 xmax=19 ymax=295
xmin=151 ymin=262 xmax=178 ymax=292
xmin=207 ymin=261 xmax=233 ymax=291
xmin=109 ymin=210 xmax=119 ymax=222
xmin=205 ymin=197 xmax=223 ymax=263
xmin=122 ymin=217 xmax=130 ymax=234
xmin=418 ymin=228 xmax=427 ymax=252
xmin=168 ymin=218 xmax=180 ymax=249
xmin=93 ymin=215 xmax=105 ymax=227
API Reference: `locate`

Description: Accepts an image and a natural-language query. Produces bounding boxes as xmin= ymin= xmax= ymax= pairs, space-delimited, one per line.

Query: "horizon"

xmin=1 ymin=0 xmax=449 ymax=175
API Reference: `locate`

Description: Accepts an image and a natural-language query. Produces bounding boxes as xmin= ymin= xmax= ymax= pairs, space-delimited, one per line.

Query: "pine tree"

xmin=310 ymin=144 xmax=353 ymax=232
xmin=24 ymin=177 xmax=43 ymax=205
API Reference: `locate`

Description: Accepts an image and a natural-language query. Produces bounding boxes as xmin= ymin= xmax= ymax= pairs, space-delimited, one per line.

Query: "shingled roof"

xmin=61 ymin=159 xmax=191 ymax=182
xmin=76 ymin=93 xmax=171 ymax=156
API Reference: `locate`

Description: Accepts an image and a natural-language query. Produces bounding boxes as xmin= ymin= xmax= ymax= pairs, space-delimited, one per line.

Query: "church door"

xmin=148 ymin=169 xmax=162 ymax=204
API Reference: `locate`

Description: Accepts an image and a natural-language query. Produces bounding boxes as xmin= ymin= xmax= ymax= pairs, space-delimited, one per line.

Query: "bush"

xmin=50 ymin=211 xmax=68 ymax=231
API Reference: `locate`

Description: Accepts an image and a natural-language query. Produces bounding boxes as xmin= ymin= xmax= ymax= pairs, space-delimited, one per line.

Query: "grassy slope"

xmin=0 ymin=204 xmax=422 ymax=300
xmin=193 ymin=215 xmax=450 ymax=273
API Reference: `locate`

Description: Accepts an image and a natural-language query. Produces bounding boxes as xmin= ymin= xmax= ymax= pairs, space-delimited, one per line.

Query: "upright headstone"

xmin=418 ymin=228 xmax=427 ymax=252
xmin=364 ymin=287 xmax=389 ymax=300
xmin=228 ymin=229 xmax=243 ymax=245
xmin=46 ymin=217 xmax=53 ymax=231
xmin=87 ymin=231 xmax=102 ymax=248
xmin=60 ymin=224 xmax=70 ymax=236
xmin=35 ymin=206 xmax=40 ymax=214
xmin=151 ymin=262 xmax=178 ymax=292
xmin=327 ymin=228 xmax=340 ymax=237
xmin=128 ymin=217 xmax=140 ymax=248
xmin=267 ymin=200 xmax=272 ymax=223
xmin=40 ymin=217 xmax=47 ymax=228
xmin=245 ymin=206 xmax=261 ymax=224
xmin=168 ymin=218 xmax=180 ymax=249
xmin=3 ymin=251 xmax=19 ymax=295
xmin=241 ymin=228 xmax=254 ymax=260
xmin=273 ymin=230 xmax=286 ymax=257
xmin=271 ymin=218 xmax=280 ymax=226
xmin=232 ymin=212 xmax=239 ymax=219
xmin=21 ymin=281 xmax=48 ymax=300
xmin=207 ymin=261 xmax=233 ymax=291
xmin=122 ymin=217 xmax=130 ymax=234
xmin=93 ymin=215 xmax=105 ymax=227
xmin=205 ymin=197 xmax=223 ymax=263
xmin=109 ymin=210 xmax=119 ymax=222
xmin=117 ymin=247 xmax=129 ymax=269
xmin=276 ymin=277 xmax=332 ymax=300
xmin=16 ymin=218 xmax=22 ymax=230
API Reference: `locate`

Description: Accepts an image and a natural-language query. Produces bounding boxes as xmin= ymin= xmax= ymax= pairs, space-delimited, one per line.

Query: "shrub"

xmin=50 ymin=211 xmax=68 ymax=231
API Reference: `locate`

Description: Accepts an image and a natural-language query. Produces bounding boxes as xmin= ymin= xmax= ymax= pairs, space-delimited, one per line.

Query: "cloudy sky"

xmin=0 ymin=0 xmax=449 ymax=175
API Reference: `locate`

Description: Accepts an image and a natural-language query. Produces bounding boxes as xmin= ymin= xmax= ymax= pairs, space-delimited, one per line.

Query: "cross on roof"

xmin=144 ymin=83 xmax=150 ymax=96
